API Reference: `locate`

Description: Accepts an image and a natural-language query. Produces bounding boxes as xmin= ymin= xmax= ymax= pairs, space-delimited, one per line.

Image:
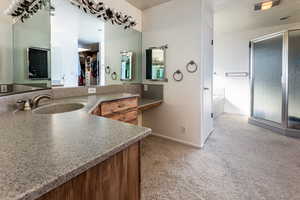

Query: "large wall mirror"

xmin=0 ymin=0 xmax=142 ymax=97
xmin=0 ymin=0 xmax=51 ymax=96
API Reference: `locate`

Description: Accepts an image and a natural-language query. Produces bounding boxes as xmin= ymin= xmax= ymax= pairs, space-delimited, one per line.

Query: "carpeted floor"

xmin=141 ymin=114 xmax=300 ymax=200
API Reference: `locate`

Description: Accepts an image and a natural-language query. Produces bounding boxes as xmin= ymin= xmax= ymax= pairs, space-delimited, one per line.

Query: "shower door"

xmin=251 ymin=34 xmax=283 ymax=124
xmin=288 ymin=30 xmax=300 ymax=129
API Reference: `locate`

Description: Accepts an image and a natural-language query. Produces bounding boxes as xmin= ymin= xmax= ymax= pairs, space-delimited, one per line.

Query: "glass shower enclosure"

xmin=249 ymin=29 xmax=300 ymax=136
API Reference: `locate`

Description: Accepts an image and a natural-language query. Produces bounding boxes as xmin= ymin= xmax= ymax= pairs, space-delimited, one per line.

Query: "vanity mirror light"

xmin=146 ymin=46 xmax=167 ymax=81
xmin=120 ymin=51 xmax=134 ymax=81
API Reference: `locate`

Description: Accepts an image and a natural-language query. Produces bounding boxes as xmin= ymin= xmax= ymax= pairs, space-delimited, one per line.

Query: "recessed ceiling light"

xmin=254 ymin=0 xmax=280 ymax=11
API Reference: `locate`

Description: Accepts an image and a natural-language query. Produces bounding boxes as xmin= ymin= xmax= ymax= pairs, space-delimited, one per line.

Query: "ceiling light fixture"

xmin=78 ymin=48 xmax=90 ymax=52
xmin=254 ymin=0 xmax=280 ymax=11
xmin=261 ymin=1 xmax=273 ymax=10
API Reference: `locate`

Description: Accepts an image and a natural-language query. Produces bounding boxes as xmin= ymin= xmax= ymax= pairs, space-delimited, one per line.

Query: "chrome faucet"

xmin=17 ymin=94 xmax=52 ymax=111
xmin=32 ymin=94 xmax=52 ymax=108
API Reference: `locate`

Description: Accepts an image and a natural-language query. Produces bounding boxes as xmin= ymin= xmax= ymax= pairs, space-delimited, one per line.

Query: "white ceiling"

xmin=215 ymin=0 xmax=300 ymax=33
xmin=126 ymin=0 xmax=172 ymax=10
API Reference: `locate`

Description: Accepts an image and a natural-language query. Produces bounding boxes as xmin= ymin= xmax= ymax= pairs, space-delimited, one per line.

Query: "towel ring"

xmin=173 ymin=70 xmax=183 ymax=82
xmin=105 ymin=66 xmax=111 ymax=74
xmin=111 ymin=72 xmax=117 ymax=80
xmin=186 ymin=60 xmax=198 ymax=73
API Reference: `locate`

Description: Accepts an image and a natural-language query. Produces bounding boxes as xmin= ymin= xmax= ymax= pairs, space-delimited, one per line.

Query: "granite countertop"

xmin=0 ymin=93 xmax=152 ymax=200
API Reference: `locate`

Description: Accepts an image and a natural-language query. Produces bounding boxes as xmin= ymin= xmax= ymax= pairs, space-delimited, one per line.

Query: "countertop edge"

xmin=20 ymin=128 xmax=152 ymax=200
xmin=9 ymin=93 xmax=150 ymax=200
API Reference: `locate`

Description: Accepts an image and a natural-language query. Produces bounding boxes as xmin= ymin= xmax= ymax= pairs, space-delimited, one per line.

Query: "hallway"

xmin=141 ymin=114 xmax=300 ymax=200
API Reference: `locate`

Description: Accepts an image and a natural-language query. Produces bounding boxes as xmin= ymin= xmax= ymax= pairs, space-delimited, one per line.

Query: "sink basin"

xmin=33 ymin=103 xmax=84 ymax=114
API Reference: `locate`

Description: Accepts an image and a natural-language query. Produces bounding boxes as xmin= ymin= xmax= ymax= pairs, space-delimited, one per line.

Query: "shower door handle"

xmin=204 ymin=87 xmax=210 ymax=90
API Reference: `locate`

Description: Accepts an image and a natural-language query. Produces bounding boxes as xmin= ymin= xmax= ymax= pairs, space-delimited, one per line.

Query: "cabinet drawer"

xmin=101 ymin=97 xmax=138 ymax=116
xmin=122 ymin=110 xmax=138 ymax=122
xmin=107 ymin=109 xmax=138 ymax=123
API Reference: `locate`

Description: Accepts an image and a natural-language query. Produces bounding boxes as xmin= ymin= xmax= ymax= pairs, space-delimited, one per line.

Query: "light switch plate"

xmin=88 ymin=88 xmax=96 ymax=94
xmin=144 ymin=85 xmax=148 ymax=91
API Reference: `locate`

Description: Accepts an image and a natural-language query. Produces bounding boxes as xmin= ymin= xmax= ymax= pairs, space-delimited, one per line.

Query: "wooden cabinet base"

xmin=37 ymin=142 xmax=141 ymax=200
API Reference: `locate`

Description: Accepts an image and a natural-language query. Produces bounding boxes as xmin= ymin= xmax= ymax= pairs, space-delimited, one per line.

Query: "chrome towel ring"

xmin=186 ymin=60 xmax=198 ymax=73
xmin=173 ymin=70 xmax=183 ymax=82
xmin=111 ymin=72 xmax=117 ymax=80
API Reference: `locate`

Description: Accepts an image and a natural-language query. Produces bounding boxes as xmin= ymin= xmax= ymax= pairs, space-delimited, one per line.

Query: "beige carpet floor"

xmin=141 ymin=114 xmax=300 ymax=200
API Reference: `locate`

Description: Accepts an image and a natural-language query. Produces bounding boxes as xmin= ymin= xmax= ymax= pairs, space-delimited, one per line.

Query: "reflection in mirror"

xmin=121 ymin=51 xmax=133 ymax=81
xmin=51 ymin=0 xmax=142 ymax=87
xmin=105 ymin=23 xmax=142 ymax=85
xmin=28 ymin=47 xmax=50 ymax=80
xmin=78 ymin=43 xmax=100 ymax=86
xmin=51 ymin=0 xmax=104 ymax=87
xmin=0 ymin=0 xmax=51 ymax=96
xmin=1 ymin=0 xmax=142 ymax=97
xmin=146 ymin=48 xmax=166 ymax=81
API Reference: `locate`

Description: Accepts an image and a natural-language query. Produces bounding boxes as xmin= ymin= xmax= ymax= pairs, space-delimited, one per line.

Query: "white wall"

xmin=142 ymin=0 xmax=213 ymax=147
xmin=214 ymin=22 xmax=300 ymax=115
xmin=0 ymin=0 xmax=13 ymax=84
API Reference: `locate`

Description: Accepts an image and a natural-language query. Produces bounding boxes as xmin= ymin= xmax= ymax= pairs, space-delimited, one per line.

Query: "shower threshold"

xmin=248 ymin=117 xmax=300 ymax=138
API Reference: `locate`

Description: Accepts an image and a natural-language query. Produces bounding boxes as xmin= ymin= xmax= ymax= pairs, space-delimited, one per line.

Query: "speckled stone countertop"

xmin=0 ymin=93 xmax=152 ymax=200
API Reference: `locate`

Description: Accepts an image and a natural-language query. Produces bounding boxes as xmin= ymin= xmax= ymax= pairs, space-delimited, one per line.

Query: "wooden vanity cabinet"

xmin=37 ymin=142 xmax=141 ymax=200
xmin=92 ymin=97 xmax=138 ymax=125
xmin=36 ymin=97 xmax=142 ymax=200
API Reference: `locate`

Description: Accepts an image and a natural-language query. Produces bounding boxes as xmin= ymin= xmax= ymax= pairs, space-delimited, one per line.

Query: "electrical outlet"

xmin=88 ymin=88 xmax=96 ymax=94
xmin=144 ymin=84 xmax=148 ymax=91
xmin=0 ymin=85 xmax=7 ymax=93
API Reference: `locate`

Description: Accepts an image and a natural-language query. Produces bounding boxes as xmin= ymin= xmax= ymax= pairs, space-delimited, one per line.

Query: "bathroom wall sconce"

xmin=173 ymin=70 xmax=183 ymax=82
xmin=4 ymin=0 xmax=49 ymax=23
xmin=70 ymin=0 xmax=137 ymax=29
xmin=186 ymin=60 xmax=198 ymax=73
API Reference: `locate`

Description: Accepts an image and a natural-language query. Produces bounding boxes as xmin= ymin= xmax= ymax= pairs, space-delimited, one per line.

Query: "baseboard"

xmin=152 ymin=133 xmax=202 ymax=149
